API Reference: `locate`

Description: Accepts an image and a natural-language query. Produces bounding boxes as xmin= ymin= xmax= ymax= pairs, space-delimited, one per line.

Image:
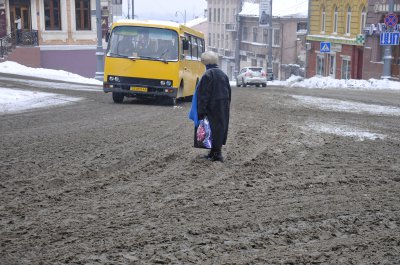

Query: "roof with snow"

xmin=239 ymin=1 xmax=308 ymax=18
xmin=186 ymin=17 xmax=207 ymax=28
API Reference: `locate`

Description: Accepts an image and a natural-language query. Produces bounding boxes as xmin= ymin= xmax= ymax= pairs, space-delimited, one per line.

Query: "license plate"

xmin=130 ymin=87 xmax=148 ymax=92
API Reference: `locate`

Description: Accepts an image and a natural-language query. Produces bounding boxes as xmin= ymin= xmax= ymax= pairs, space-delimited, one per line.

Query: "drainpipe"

xmin=382 ymin=0 xmax=394 ymax=79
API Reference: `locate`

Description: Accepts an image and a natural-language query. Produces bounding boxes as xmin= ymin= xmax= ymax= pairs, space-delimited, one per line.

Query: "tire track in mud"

xmin=1 ymin=85 xmax=400 ymax=264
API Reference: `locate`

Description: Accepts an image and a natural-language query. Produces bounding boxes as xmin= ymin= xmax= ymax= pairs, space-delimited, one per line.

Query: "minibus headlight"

xmin=160 ymin=81 xmax=166 ymax=86
xmin=109 ymin=76 xmax=115 ymax=81
xmin=166 ymin=81 xmax=172 ymax=87
xmin=114 ymin=76 xmax=120 ymax=82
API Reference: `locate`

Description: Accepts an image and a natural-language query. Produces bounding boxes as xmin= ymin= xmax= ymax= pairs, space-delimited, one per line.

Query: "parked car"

xmin=236 ymin=67 xmax=267 ymax=87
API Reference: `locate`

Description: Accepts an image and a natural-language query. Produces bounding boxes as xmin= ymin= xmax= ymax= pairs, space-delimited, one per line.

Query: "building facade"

xmin=0 ymin=0 xmax=114 ymax=77
xmin=206 ymin=0 xmax=241 ymax=80
xmin=362 ymin=0 xmax=400 ymax=80
xmin=239 ymin=7 xmax=307 ymax=80
xmin=306 ymin=0 xmax=368 ymax=79
xmin=206 ymin=0 xmax=307 ymax=80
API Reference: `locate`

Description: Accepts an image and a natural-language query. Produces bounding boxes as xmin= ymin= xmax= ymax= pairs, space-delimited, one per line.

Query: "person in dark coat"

xmin=195 ymin=51 xmax=231 ymax=162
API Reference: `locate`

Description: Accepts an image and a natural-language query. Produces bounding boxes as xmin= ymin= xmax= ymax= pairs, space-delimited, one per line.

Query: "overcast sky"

xmin=121 ymin=0 xmax=207 ymax=23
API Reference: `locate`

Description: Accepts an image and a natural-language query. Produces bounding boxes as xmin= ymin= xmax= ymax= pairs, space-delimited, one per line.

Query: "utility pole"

xmin=305 ymin=0 xmax=312 ymax=78
xmin=175 ymin=10 xmax=186 ymax=24
xmin=267 ymin=0 xmax=273 ymax=78
xmin=382 ymin=0 xmax=395 ymax=79
xmin=95 ymin=0 xmax=104 ymax=81
xmin=132 ymin=0 xmax=135 ymax=19
xmin=234 ymin=0 xmax=242 ymax=79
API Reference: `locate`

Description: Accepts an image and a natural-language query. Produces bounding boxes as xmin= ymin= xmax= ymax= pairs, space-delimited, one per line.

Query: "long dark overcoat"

xmin=197 ymin=66 xmax=231 ymax=148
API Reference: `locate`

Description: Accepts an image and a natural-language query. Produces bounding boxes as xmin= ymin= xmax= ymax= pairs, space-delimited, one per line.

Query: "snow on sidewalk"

xmin=0 ymin=87 xmax=83 ymax=115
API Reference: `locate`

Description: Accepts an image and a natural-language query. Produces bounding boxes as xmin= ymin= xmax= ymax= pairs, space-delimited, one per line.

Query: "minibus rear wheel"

xmin=112 ymin=92 xmax=124 ymax=103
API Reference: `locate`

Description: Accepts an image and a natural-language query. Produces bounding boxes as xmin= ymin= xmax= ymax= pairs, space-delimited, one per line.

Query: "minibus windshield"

xmin=107 ymin=26 xmax=179 ymax=61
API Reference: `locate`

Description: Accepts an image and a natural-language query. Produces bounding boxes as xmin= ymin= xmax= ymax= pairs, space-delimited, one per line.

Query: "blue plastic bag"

xmin=196 ymin=117 xmax=212 ymax=149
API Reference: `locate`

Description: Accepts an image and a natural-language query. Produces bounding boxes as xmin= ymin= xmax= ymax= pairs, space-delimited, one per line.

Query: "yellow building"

xmin=306 ymin=0 xmax=368 ymax=79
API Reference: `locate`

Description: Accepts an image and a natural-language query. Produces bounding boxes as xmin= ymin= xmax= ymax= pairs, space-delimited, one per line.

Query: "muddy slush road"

xmin=0 ymin=75 xmax=399 ymax=264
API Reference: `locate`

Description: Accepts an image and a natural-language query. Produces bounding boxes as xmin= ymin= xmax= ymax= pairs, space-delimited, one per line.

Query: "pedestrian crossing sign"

xmin=356 ymin=34 xmax=365 ymax=44
xmin=320 ymin=42 xmax=331 ymax=53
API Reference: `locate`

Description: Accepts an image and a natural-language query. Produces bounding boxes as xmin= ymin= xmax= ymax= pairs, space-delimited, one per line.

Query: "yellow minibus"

xmin=103 ymin=20 xmax=206 ymax=105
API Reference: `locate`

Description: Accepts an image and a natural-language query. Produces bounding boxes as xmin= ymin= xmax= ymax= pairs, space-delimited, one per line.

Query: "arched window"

xmin=333 ymin=6 xmax=338 ymax=33
xmin=360 ymin=6 xmax=367 ymax=33
xmin=321 ymin=6 xmax=326 ymax=32
xmin=346 ymin=6 xmax=352 ymax=35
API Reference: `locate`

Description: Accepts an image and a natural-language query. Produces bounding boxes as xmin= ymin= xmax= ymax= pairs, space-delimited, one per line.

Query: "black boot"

xmin=209 ymin=150 xmax=224 ymax=162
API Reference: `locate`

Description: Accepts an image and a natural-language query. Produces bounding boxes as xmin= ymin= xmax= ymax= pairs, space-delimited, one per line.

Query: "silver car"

xmin=236 ymin=67 xmax=267 ymax=87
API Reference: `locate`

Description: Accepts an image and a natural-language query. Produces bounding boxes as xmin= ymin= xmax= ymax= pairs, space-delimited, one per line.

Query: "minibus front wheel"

xmin=112 ymin=92 xmax=124 ymax=103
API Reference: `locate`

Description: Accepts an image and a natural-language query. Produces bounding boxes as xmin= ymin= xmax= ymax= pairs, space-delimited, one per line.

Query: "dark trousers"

xmin=16 ymin=30 xmax=21 ymax=44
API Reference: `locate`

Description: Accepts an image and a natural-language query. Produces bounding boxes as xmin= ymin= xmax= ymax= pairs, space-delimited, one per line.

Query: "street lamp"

xmin=175 ymin=10 xmax=186 ymax=24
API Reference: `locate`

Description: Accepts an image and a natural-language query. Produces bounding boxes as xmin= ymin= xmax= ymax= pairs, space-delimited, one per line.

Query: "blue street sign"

xmin=320 ymin=42 xmax=331 ymax=53
xmin=380 ymin=32 xmax=400 ymax=45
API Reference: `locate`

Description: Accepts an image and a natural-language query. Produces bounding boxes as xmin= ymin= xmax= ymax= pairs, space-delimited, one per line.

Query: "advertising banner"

xmin=259 ymin=0 xmax=271 ymax=27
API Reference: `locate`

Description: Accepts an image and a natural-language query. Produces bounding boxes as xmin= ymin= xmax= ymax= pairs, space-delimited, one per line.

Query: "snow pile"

xmin=0 ymin=88 xmax=83 ymax=114
xmin=305 ymin=123 xmax=386 ymax=141
xmin=292 ymin=95 xmax=400 ymax=116
xmin=0 ymin=61 xmax=102 ymax=85
xmin=283 ymin=75 xmax=400 ymax=91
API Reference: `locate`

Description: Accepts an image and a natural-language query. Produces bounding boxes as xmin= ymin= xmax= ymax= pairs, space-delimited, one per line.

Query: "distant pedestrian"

xmin=189 ymin=51 xmax=231 ymax=162
xmin=15 ymin=16 xmax=22 ymax=44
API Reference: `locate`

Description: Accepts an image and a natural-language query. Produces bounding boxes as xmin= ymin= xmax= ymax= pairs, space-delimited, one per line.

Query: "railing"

xmin=0 ymin=30 xmax=38 ymax=58
xmin=0 ymin=31 xmax=16 ymax=58
xmin=19 ymin=30 xmax=39 ymax=46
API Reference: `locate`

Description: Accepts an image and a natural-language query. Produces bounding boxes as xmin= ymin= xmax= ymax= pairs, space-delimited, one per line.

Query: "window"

xmin=263 ymin=29 xmax=268 ymax=43
xmin=273 ymin=29 xmax=280 ymax=46
xmin=213 ymin=33 xmax=216 ymax=46
xmin=44 ymin=0 xmax=61 ymax=30
xmin=253 ymin=27 xmax=258 ymax=42
xmin=242 ymin=27 xmax=248 ymax=41
xmin=208 ymin=33 xmax=211 ymax=46
xmin=75 ymin=0 xmax=91 ymax=30
xmin=226 ymin=8 xmax=229 ymax=21
xmin=317 ymin=54 xmax=325 ymax=76
xmin=112 ymin=0 xmax=122 ymax=4
xmin=341 ymin=57 xmax=351 ymax=79
xmin=213 ymin=8 xmax=216 ymax=22
xmin=217 ymin=33 xmax=220 ymax=47
xmin=218 ymin=8 xmax=220 ymax=22
xmin=360 ymin=7 xmax=367 ymax=33
xmin=191 ymin=36 xmax=198 ymax=59
xmin=321 ymin=6 xmax=325 ymax=32
xmin=329 ymin=54 xmax=336 ymax=77
xmin=333 ymin=6 xmax=338 ymax=33
xmin=208 ymin=8 xmax=212 ymax=22
xmin=184 ymin=34 xmax=192 ymax=59
xmin=346 ymin=6 xmax=351 ymax=35
xmin=198 ymin=39 xmax=204 ymax=56
xmin=251 ymin=58 xmax=257 ymax=66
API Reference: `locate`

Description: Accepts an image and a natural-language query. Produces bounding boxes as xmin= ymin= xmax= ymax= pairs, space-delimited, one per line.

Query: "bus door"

xmin=181 ymin=34 xmax=198 ymax=98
